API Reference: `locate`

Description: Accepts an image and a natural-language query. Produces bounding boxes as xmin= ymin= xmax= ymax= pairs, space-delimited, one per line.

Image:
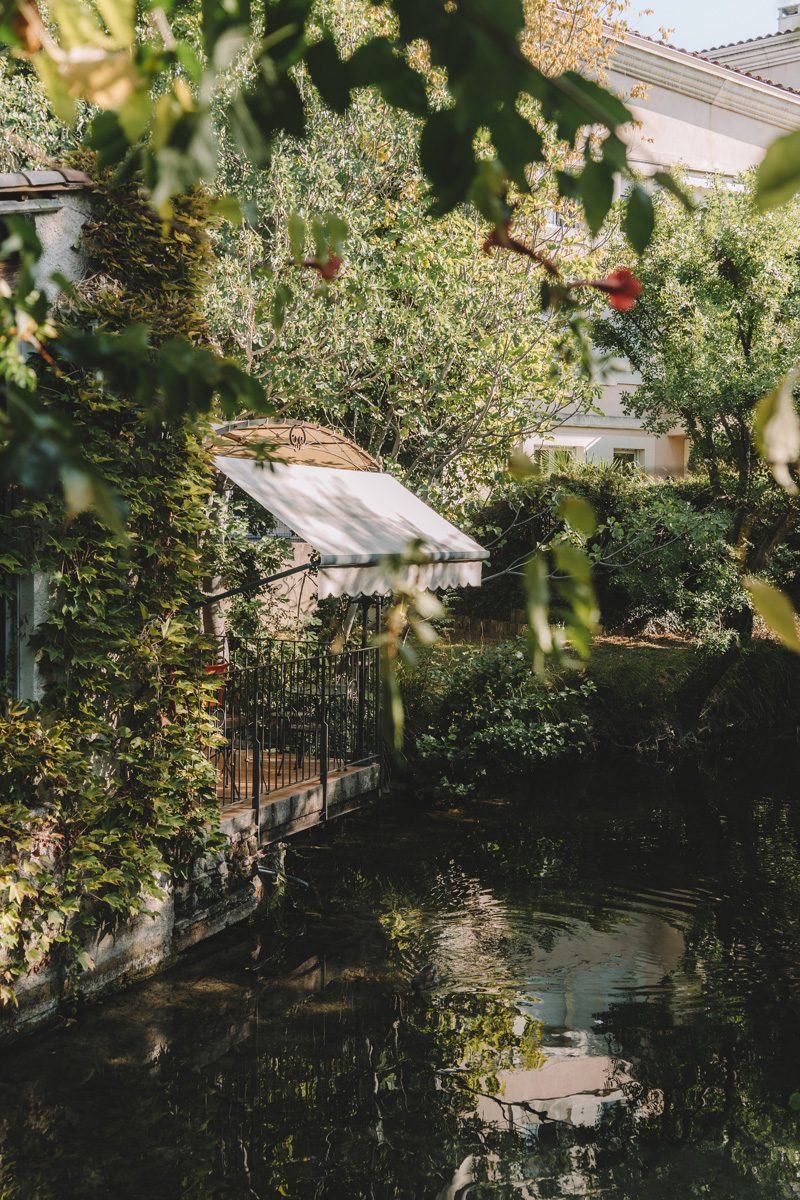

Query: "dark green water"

xmin=3 ymin=761 xmax=800 ymax=1199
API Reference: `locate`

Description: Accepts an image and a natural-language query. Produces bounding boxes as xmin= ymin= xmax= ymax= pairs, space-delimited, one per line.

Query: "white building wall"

xmin=706 ymin=20 xmax=800 ymax=91
xmin=35 ymin=193 xmax=91 ymax=299
xmin=528 ymin=15 xmax=800 ymax=478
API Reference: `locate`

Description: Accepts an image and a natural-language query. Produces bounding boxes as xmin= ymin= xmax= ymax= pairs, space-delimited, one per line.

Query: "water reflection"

xmin=2 ymin=761 xmax=800 ymax=1198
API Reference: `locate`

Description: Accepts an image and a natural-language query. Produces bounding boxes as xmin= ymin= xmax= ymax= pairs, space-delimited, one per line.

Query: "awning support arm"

xmin=198 ymin=561 xmax=315 ymax=607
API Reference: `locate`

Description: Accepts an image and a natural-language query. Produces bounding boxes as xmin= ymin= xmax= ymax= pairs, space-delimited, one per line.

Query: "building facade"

xmin=528 ymin=4 xmax=800 ymax=476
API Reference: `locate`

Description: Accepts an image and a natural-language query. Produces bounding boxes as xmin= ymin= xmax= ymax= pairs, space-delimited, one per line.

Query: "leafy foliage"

xmin=464 ymin=464 xmax=752 ymax=647
xmin=757 ymin=128 xmax=800 ymax=211
xmin=0 ymin=166 xmax=221 ymax=1005
xmin=594 ymin=180 xmax=800 ymax=643
xmin=0 ymin=0 xmax=667 ymax=517
xmin=210 ymin=487 xmax=301 ymax=644
xmin=594 ymin=181 xmax=800 ymax=509
xmin=204 ymin=0 xmax=627 ymax=508
xmin=402 ymin=639 xmax=595 ymax=795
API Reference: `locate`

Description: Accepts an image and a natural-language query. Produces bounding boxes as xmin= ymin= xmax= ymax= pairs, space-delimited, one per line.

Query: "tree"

xmin=594 ymin=180 xmax=800 ymax=607
xmin=0 ymin=0 xmax=664 ymax=522
xmin=205 ymin=0 xmax=629 ymax=510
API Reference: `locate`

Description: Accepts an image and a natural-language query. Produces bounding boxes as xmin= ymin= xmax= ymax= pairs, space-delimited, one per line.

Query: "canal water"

xmin=2 ymin=759 xmax=800 ymax=1198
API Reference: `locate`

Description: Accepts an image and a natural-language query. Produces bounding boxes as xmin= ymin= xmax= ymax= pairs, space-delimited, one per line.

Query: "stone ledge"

xmin=221 ymin=761 xmax=380 ymax=844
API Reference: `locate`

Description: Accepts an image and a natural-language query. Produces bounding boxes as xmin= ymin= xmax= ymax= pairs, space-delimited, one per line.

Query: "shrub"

xmin=403 ymin=640 xmax=595 ymax=796
xmin=462 ymin=464 xmax=750 ymax=645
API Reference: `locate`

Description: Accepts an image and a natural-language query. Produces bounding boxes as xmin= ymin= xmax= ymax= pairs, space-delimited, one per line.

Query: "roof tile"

xmin=0 ymin=167 xmax=92 ymax=194
xmin=703 ymin=30 xmax=793 ymax=53
xmin=624 ymin=26 xmax=800 ymax=98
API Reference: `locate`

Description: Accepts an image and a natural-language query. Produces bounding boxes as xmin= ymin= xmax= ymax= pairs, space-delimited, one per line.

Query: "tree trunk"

xmin=676 ymin=601 xmax=754 ymax=731
xmin=201 ymin=575 xmax=225 ymax=652
xmin=676 ymin=640 xmax=743 ymax=733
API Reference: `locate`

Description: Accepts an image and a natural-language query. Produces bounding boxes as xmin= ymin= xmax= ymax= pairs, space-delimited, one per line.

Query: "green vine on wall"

xmin=0 ymin=159 xmax=223 ymax=1009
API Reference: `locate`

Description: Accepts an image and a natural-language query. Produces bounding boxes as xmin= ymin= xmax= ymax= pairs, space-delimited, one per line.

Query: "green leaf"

xmin=601 ymin=133 xmax=628 ymax=171
xmin=555 ymin=170 xmax=580 ymax=201
xmin=230 ymin=68 xmax=305 ymax=166
xmin=579 ymin=158 xmax=614 ymax=237
xmin=94 ymin=0 xmax=135 ymax=45
xmin=31 ymin=52 xmax=77 ymax=125
xmin=560 ymin=495 xmax=597 ymax=539
xmin=508 ymin=447 xmax=536 ymax=480
xmin=311 ymin=215 xmax=329 ymax=260
xmin=490 ymin=106 xmax=543 ymax=189
xmin=653 ymin=170 xmax=695 ymax=211
xmin=148 ymin=109 xmax=219 ymax=209
xmin=287 ymin=211 xmax=306 ymax=261
xmin=419 ymin=111 xmax=476 ymax=214
xmin=557 ymin=71 xmax=632 ymax=129
xmin=554 ymin=541 xmax=592 ymax=584
xmin=348 ymin=37 xmax=427 ymax=115
xmin=49 ymin=272 xmax=79 ymax=300
xmin=271 ymin=282 xmax=291 ymax=333
xmin=263 ymin=0 xmax=313 ymax=59
xmin=60 ymin=466 xmax=129 ymax=542
xmin=470 ymin=0 xmax=524 ymax=37
xmin=210 ymin=195 xmax=243 ymax=225
xmin=323 ymin=212 xmax=348 ymax=253
xmin=745 ymin=577 xmax=800 ymax=654
xmin=175 ymin=40 xmax=204 ymax=85
xmin=524 ymin=553 xmax=552 ymax=674
xmin=470 ymin=159 xmax=512 ymax=226
xmin=756 ymin=128 xmax=800 ymax=210
xmin=753 ymin=369 xmax=800 ymax=494
xmin=545 ymin=71 xmax=632 ymax=144
xmin=118 ymin=87 xmax=152 ymax=143
xmin=202 ymin=0 xmax=250 ymax=53
xmin=87 ymin=110 xmax=132 ymax=167
xmin=1 ymin=214 xmax=42 ymax=259
xmin=623 ymin=185 xmax=654 ymax=254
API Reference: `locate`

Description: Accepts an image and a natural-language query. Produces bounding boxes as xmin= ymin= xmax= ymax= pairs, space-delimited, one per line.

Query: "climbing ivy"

xmin=0 ymin=161 xmax=222 ymax=1008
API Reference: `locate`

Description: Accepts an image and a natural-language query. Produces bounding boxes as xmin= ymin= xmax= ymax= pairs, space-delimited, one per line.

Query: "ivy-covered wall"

xmin=0 ymin=161 xmax=222 ymax=1009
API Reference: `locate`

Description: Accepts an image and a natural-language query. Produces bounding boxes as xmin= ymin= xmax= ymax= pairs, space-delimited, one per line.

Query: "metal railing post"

xmin=251 ymin=654 xmax=261 ymax=835
xmin=356 ymin=599 xmax=368 ymax=762
xmin=213 ymin=634 xmax=386 ymax=823
xmin=320 ymin=653 xmax=328 ymax=822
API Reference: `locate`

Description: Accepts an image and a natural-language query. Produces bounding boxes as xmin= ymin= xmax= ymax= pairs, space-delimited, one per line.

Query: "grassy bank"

xmin=401 ymin=635 xmax=800 ymax=795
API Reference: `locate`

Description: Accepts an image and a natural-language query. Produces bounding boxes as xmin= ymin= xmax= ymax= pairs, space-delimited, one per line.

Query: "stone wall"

xmin=2 ymin=814 xmax=262 ymax=1045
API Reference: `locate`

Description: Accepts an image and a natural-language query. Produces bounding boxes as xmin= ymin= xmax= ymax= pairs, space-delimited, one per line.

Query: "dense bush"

xmin=401 ymin=633 xmax=800 ymax=800
xmin=460 ymin=464 xmax=800 ymax=645
xmin=402 ymin=640 xmax=595 ymax=796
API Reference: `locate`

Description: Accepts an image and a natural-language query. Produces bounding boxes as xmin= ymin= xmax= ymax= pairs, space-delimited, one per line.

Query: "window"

xmin=0 ymin=219 xmax=22 ymax=292
xmin=613 ymin=448 xmax=644 ymax=468
xmin=0 ymin=574 xmax=47 ymax=701
xmin=0 ymin=578 xmax=14 ymax=697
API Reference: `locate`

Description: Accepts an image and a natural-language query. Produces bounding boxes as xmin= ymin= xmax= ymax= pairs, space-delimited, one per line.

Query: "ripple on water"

xmin=4 ymin=786 xmax=800 ymax=1200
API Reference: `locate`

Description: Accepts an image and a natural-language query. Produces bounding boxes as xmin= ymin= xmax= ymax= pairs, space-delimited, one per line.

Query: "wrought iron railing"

xmin=207 ymin=640 xmax=381 ymax=812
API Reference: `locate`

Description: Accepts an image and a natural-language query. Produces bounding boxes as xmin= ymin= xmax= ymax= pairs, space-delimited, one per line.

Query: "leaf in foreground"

xmin=756 ymin=129 xmax=800 ymax=210
xmin=745 ymin=577 xmax=800 ymax=654
xmin=753 ymin=369 xmax=800 ymax=494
